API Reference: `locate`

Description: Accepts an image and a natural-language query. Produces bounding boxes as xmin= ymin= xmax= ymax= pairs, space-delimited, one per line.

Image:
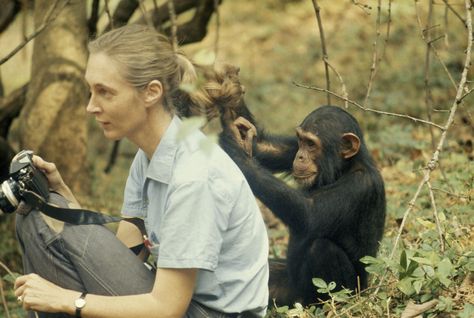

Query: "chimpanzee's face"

xmin=292 ymin=127 xmax=321 ymax=189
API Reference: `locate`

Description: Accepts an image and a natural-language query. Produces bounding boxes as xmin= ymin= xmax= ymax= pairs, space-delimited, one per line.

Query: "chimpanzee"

xmin=219 ymin=105 xmax=386 ymax=306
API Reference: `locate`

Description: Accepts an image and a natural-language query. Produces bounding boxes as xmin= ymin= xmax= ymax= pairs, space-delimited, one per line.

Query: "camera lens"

xmin=0 ymin=179 xmax=20 ymax=214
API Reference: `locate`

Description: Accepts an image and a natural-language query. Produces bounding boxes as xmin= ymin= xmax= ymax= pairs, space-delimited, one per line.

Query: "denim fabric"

xmin=15 ymin=193 xmax=241 ymax=318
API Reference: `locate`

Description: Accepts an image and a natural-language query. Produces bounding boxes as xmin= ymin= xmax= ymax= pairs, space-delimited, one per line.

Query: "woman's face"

xmin=85 ymin=53 xmax=148 ymax=141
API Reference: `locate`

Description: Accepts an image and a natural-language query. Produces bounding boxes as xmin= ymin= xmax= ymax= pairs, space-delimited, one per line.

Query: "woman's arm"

xmin=14 ymin=268 xmax=197 ymax=318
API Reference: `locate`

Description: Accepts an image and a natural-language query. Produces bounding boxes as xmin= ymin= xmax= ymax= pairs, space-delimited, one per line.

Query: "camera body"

xmin=0 ymin=150 xmax=49 ymax=214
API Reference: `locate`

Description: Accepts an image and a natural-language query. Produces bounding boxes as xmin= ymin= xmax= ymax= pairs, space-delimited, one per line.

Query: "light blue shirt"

xmin=121 ymin=116 xmax=269 ymax=315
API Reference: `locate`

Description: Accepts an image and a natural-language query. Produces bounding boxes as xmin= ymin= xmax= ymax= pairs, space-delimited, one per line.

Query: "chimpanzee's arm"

xmin=221 ymin=100 xmax=298 ymax=173
xmin=253 ymin=132 xmax=298 ymax=173
xmin=220 ymin=129 xmax=311 ymax=232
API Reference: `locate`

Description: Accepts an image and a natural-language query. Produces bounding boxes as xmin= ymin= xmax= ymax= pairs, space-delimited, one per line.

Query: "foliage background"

xmin=0 ymin=0 xmax=473 ymax=317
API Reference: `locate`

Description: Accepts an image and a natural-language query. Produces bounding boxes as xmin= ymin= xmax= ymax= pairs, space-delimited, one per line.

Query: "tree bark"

xmin=18 ymin=0 xmax=88 ymax=192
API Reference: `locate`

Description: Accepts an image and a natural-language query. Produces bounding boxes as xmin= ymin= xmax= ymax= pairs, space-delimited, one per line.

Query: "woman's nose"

xmin=86 ymin=96 xmax=100 ymax=114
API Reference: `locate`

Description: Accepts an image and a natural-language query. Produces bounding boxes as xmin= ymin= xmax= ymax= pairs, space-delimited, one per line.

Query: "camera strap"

xmin=22 ymin=190 xmax=122 ymax=225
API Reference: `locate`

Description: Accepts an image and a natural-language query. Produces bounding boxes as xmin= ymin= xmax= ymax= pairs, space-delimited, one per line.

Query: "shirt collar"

xmin=145 ymin=115 xmax=181 ymax=184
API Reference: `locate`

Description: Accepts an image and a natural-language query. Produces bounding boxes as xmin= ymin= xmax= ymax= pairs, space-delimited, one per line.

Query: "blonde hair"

xmin=88 ymin=24 xmax=244 ymax=118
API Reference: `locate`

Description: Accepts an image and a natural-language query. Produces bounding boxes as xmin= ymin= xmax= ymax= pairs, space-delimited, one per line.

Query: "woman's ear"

xmin=143 ymin=80 xmax=163 ymax=106
xmin=341 ymin=133 xmax=360 ymax=159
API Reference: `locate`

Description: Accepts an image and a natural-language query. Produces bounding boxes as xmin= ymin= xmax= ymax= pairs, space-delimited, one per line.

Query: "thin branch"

xmin=0 ymin=0 xmax=69 ymax=66
xmin=152 ymin=0 xmax=161 ymax=31
xmin=311 ymin=0 xmax=331 ymax=105
xmin=382 ymin=0 xmax=393 ymax=60
xmin=364 ymin=0 xmax=382 ymax=105
xmin=444 ymin=2 xmax=450 ymax=46
xmin=418 ymin=0 xmax=436 ymax=149
xmin=138 ymin=0 xmax=154 ymax=29
xmin=442 ymin=0 xmax=467 ymax=27
xmin=213 ymin=0 xmax=220 ymax=61
xmin=293 ymin=82 xmax=445 ymax=130
xmin=0 ymin=261 xmax=15 ymax=278
xmin=431 ymin=187 xmax=470 ymax=199
xmin=104 ymin=0 xmax=114 ymax=29
xmin=427 ymin=181 xmax=446 ymax=252
xmin=0 ymin=277 xmax=11 ymax=318
xmin=325 ymin=60 xmax=349 ymax=109
xmin=388 ymin=0 xmax=472 ymax=263
xmin=167 ymin=0 xmax=178 ymax=53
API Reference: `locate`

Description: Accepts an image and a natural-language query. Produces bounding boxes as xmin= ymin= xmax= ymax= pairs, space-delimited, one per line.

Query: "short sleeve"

xmin=157 ymin=180 xmax=224 ymax=271
xmin=121 ymin=153 xmax=146 ymax=217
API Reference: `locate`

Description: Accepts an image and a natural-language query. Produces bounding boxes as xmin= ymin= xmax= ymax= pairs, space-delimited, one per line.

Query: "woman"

xmin=14 ymin=24 xmax=269 ymax=318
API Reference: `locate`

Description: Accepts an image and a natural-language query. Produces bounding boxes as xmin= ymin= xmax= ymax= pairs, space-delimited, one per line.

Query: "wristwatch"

xmin=74 ymin=292 xmax=87 ymax=318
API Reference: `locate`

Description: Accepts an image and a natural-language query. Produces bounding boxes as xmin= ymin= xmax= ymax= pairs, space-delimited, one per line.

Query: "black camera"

xmin=0 ymin=150 xmax=49 ymax=214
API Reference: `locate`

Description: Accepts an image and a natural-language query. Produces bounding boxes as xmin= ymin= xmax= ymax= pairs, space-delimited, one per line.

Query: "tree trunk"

xmin=18 ymin=0 xmax=88 ymax=192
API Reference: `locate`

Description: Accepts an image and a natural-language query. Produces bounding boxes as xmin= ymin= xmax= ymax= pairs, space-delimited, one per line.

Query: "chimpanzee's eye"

xmin=306 ymin=140 xmax=315 ymax=147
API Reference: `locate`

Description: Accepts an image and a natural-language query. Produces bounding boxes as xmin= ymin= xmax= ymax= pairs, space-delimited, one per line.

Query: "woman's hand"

xmin=14 ymin=273 xmax=78 ymax=314
xmin=32 ymin=156 xmax=66 ymax=193
xmin=31 ymin=155 xmax=80 ymax=207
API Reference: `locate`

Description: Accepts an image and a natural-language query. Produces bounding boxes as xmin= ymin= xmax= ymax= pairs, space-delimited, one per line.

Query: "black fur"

xmin=219 ymin=105 xmax=386 ymax=306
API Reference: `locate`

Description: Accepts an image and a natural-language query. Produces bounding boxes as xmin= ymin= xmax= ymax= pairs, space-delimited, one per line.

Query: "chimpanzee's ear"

xmin=341 ymin=133 xmax=360 ymax=159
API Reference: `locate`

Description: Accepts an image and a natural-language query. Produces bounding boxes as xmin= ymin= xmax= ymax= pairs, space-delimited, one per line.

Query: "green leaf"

xmin=312 ymin=278 xmax=327 ymax=289
xmin=412 ymin=257 xmax=433 ymax=266
xmin=458 ymin=303 xmax=474 ymax=318
xmin=400 ymin=250 xmax=408 ymax=271
xmin=437 ymin=258 xmax=453 ymax=278
xmin=193 ymin=49 xmax=216 ymax=65
xmin=360 ymin=255 xmax=382 ymax=265
xmin=175 ymin=117 xmax=206 ymax=141
xmin=397 ymin=277 xmax=415 ymax=296
xmin=413 ymin=280 xmax=423 ymax=294
xmin=328 ymin=281 xmax=336 ymax=291
xmin=417 ymin=217 xmax=435 ymax=229
xmin=276 ymin=306 xmax=289 ymax=313
xmin=179 ymin=82 xmax=196 ymax=93
xmin=199 ymin=134 xmax=217 ymax=155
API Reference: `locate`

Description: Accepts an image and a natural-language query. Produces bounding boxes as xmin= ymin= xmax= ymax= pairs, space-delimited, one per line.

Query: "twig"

xmin=0 ymin=261 xmax=15 ymax=278
xmin=167 ymin=0 xmax=178 ymax=53
xmin=430 ymin=187 xmax=470 ymax=199
xmin=427 ymin=181 xmax=446 ymax=252
xmin=213 ymin=0 xmax=220 ymax=61
xmin=382 ymin=0 xmax=393 ymax=60
xmin=418 ymin=0 xmax=436 ymax=150
xmin=293 ymin=82 xmax=445 ymax=130
xmin=0 ymin=0 xmax=68 ymax=66
xmin=0 ymin=277 xmax=11 ymax=318
xmin=442 ymin=0 xmax=467 ymax=27
xmin=138 ymin=0 xmax=154 ymax=29
xmin=104 ymin=0 xmax=114 ymax=29
xmin=364 ymin=0 xmax=382 ymax=106
xmin=444 ymin=1 xmax=450 ymax=46
xmin=152 ymin=0 xmax=161 ymax=31
xmin=388 ymin=0 xmax=472 ymax=273
xmin=325 ymin=60 xmax=349 ymax=109
xmin=311 ymin=0 xmax=331 ymax=105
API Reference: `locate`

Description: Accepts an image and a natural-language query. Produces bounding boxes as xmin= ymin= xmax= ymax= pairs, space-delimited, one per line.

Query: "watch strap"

xmin=75 ymin=292 xmax=87 ymax=318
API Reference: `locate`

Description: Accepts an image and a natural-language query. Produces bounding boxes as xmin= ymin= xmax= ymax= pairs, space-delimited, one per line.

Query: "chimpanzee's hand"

xmin=229 ymin=117 xmax=257 ymax=157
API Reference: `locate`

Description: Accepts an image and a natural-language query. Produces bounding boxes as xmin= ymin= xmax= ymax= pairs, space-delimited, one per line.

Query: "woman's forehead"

xmin=85 ymin=53 xmax=126 ymax=86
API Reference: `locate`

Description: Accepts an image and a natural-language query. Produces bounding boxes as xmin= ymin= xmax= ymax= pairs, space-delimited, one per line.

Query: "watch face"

xmin=75 ymin=298 xmax=86 ymax=309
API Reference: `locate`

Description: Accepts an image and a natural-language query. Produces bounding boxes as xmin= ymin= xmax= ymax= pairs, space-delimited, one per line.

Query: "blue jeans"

xmin=15 ymin=193 xmax=239 ymax=318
